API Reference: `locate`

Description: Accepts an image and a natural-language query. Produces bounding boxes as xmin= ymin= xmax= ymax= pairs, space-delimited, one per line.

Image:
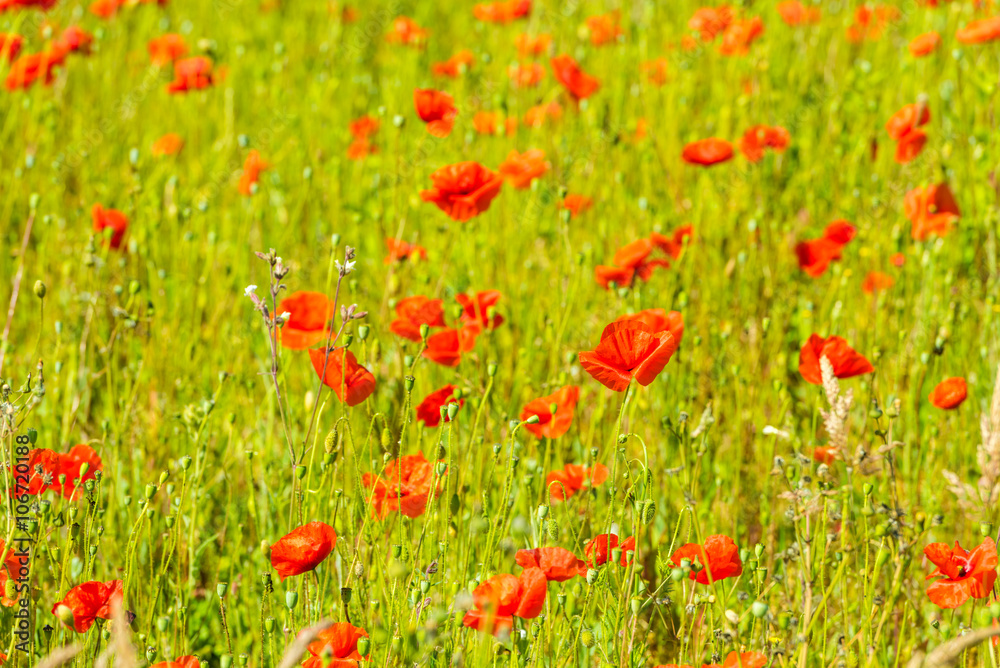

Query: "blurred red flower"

xmin=551 ymin=54 xmax=600 ymax=100
xmin=152 ymin=133 xmax=184 ymax=156
xmin=385 ymin=16 xmax=427 ymax=46
xmin=92 ymin=204 xmax=129 ymax=250
xmin=362 ymin=452 xmax=444 ymax=519
xmin=904 ymin=182 xmax=960 ymax=241
xmin=167 ymin=56 xmax=215 ymax=93
xmin=463 ymin=567 xmax=546 ymax=636
xmin=276 ymin=291 xmax=332 ymax=349
xmin=798 ymin=334 xmax=874 ymax=385
xmin=520 ymin=386 xmax=580 ymax=439
xmin=584 ymin=534 xmax=636 ymax=567
xmin=302 ymin=622 xmax=368 ymax=668
xmin=671 ymin=535 xmax=743 ymax=584
xmin=682 ymin=138 xmax=734 ymax=166
xmin=416 ymin=385 xmax=464 ymax=427
xmin=422 ymin=326 xmax=479 ymax=367
xmin=473 ymin=0 xmax=530 ymax=24
xmin=390 ymin=296 xmax=446 ymax=341
xmin=238 ymin=150 xmax=268 ymax=196
xmin=909 ymin=31 xmax=940 ymax=56
xmin=738 ymin=125 xmax=790 ymax=162
xmin=148 ymin=33 xmax=187 ymax=65
xmin=499 ymin=149 xmax=550 ymax=189
xmin=616 ymin=309 xmax=684 ymax=344
xmin=432 ymin=50 xmax=474 ymax=78
xmin=794 ymin=220 xmax=856 ymax=277
xmin=414 ymin=88 xmax=457 ymax=138
xmin=458 ymin=290 xmax=504 ymax=330
xmin=777 ymin=1 xmax=820 ymax=26
xmin=515 ymin=547 xmax=584 ymax=581
xmin=546 ymin=463 xmax=609 ymax=501
xmin=929 ymin=377 xmax=967 ymax=409
xmin=384 ymin=238 xmax=427 ymax=264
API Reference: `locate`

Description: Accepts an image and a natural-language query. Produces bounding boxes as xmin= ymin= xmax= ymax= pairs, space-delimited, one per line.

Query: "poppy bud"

xmin=24 ymin=519 xmax=38 ymax=533
xmin=358 ymin=638 xmax=371 ymax=657
xmin=179 ymin=456 xmax=192 ymax=471
xmin=331 ymin=234 xmax=341 ymax=247
xmin=391 ymin=635 xmax=402 ymax=653
xmin=525 ymin=415 xmax=540 ymax=425
xmin=4 ymin=579 xmax=14 ymax=601
xmin=586 ymin=569 xmax=599 ymax=584
xmin=981 ymin=522 xmax=993 ymax=537
xmin=435 ymin=462 xmax=447 ymax=476
xmin=264 ymin=617 xmax=275 ymax=633
xmin=216 ymin=583 xmax=227 ymax=599
xmin=295 ymin=465 xmax=307 ymax=480
xmin=146 ymin=648 xmax=157 ymax=663
xmin=754 ymin=544 xmax=764 ymax=560
xmin=670 ymin=567 xmax=684 ymax=582
xmin=145 ymin=484 xmax=157 ymax=500
xmin=546 ymin=519 xmax=559 ymax=540
xmin=492 ymin=444 xmax=502 ymax=456
xmin=391 ymin=544 xmax=402 ymax=559
xmin=358 ymin=325 xmax=370 ymax=341
xmin=863 ymin=483 xmax=874 ymax=496
xmin=557 ymin=593 xmax=567 ymax=608
xmin=446 ymin=402 xmax=460 ymax=421
xmin=393 ymin=115 xmax=406 ymax=128
xmin=487 ymin=362 xmax=498 ymax=377
xmin=156 ymin=616 xmax=169 ymax=632
xmin=285 ymin=591 xmax=298 ymax=610
xmin=341 ymin=587 xmax=352 ymax=604
xmin=580 ymin=629 xmax=596 ymax=648
xmin=55 ymin=603 xmax=76 ymax=628
xmin=32 ymin=280 xmax=48 ymax=299
xmin=404 ymin=354 xmax=415 ymax=367
xmin=404 ymin=375 xmax=415 ymax=391
xmin=537 ymin=504 xmax=549 ymax=519
xmin=221 ymin=655 xmax=233 ymax=668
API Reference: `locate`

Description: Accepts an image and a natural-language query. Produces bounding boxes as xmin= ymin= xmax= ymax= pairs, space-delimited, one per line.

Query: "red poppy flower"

xmin=151 ymin=133 xmax=184 ymax=156
xmin=957 ymin=16 xmax=1000 ymax=44
xmin=594 ymin=265 xmax=636 ymax=289
xmin=463 ymin=567 xmax=546 ymax=636
xmin=472 ymin=111 xmax=518 ymax=136
xmin=891 ymin=252 xmax=906 ymax=267
xmin=584 ymin=534 xmax=636 ymax=567
xmin=585 ymin=12 xmax=623 ymax=46
xmin=886 ymin=104 xmax=930 ymax=141
xmin=777 ymin=1 xmax=820 ymax=26
xmin=473 ymin=0 xmax=531 ymax=24
xmin=420 ymin=162 xmax=503 ymax=222
xmin=718 ymin=17 xmax=764 ymax=56
xmin=57 ymin=445 xmax=101 ymax=500
xmin=508 ymin=61 xmax=545 ymax=88
xmin=432 ymin=50 xmax=474 ymax=78
xmin=798 ymin=334 xmax=874 ymax=385
xmin=861 ymin=271 xmax=894 ymax=294
xmin=238 ymin=150 xmax=268 ymax=196
xmin=515 ymin=33 xmax=551 ymax=57
xmin=671 ymin=535 xmax=743 ymax=584
xmin=641 ymin=58 xmax=669 ymax=86
xmin=546 ymin=463 xmax=609 ymax=501
xmin=362 ymin=452 xmax=444 ymax=519
xmin=414 ymin=88 xmax=457 ymax=138
xmin=92 ymin=204 xmax=128 ymax=250
xmin=579 ymin=321 xmax=678 ymax=392
xmin=0 ymin=0 xmax=59 ymax=9
xmin=270 ymin=521 xmax=337 ymax=582
xmin=416 ymin=385 xmax=464 ymax=427
xmin=846 ymin=4 xmax=899 ymax=42
xmin=524 ymin=101 xmax=562 ymax=128
xmin=422 ymin=326 xmax=478 ymax=367
xmin=682 ymin=138 xmax=734 ymax=166
xmin=651 ymin=224 xmax=695 ymax=260
xmin=909 ymin=31 xmax=940 ymax=56
xmin=561 ymin=194 xmax=593 ymax=217
xmin=148 ymin=33 xmax=186 ymax=66
xmin=151 ymin=657 xmax=201 ymax=668
xmin=688 ymin=6 xmax=734 ymax=41
xmin=813 ymin=446 xmax=838 ymax=465
xmin=275 ymin=291 xmax=332 ymax=349
xmin=301 ymin=622 xmax=368 ymax=668
xmin=895 ymin=128 xmax=927 ymax=163
xmin=721 ymin=652 xmax=768 ymax=668
xmin=616 ymin=309 xmax=684 ymax=345
xmin=385 ymin=16 xmax=428 ymax=46
xmin=0 ymin=539 xmax=26 ymax=607
xmin=794 ymin=219 xmax=856 ymax=277
xmin=550 ymin=54 xmax=600 ymax=101
xmin=520 ymin=386 xmax=580 ymax=439
xmin=384 ymin=237 xmax=427 ymax=264
xmin=924 ymin=538 xmax=998 ymax=608
xmin=390 ymin=296 xmax=446 ymax=342
xmin=52 ymin=580 xmax=123 ymax=633
xmin=0 ymin=33 xmax=23 ymax=62
xmin=54 ymin=26 xmax=93 ymax=56
xmin=515 ymin=547 xmax=584 ymax=582
xmin=904 ymin=182 xmax=960 ymax=241
xmin=309 ymin=348 xmax=376 ymax=406
xmin=738 ymin=125 xmax=790 ymax=162
xmin=89 ymin=0 xmax=118 ymax=17
xmin=5 ymin=51 xmax=61 ymax=91
xmin=349 ymin=116 xmax=379 ymax=141
xmin=498 ymin=149 xmax=550 ymax=189
xmin=929 ymin=377 xmax=967 ymax=410
xmin=457 ymin=290 xmax=504 ymax=330
xmin=167 ymin=56 xmax=215 ymax=93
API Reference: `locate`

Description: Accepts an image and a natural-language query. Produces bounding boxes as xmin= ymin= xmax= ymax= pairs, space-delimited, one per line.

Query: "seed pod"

xmin=357 ymin=637 xmax=371 ymax=657
xmin=641 ymin=499 xmax=656 ymax=525
xmin=580 ymin=629 xmax=596 ymax=648
xmin=285 ymin=591 xmax=298 ymax=610
xmin=546 ymin=519 xmax=559 ymax=540
xmin=586 ymin=569 xmax=598 ymax=585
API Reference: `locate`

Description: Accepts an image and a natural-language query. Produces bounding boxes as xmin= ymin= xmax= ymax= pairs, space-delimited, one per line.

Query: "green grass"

xmin=2 ymin=0 xmax=1000 ymax=666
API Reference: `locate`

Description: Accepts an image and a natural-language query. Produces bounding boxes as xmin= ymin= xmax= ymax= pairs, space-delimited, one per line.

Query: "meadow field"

xmin=1 ymin=0 xmax=1000 ymax=666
